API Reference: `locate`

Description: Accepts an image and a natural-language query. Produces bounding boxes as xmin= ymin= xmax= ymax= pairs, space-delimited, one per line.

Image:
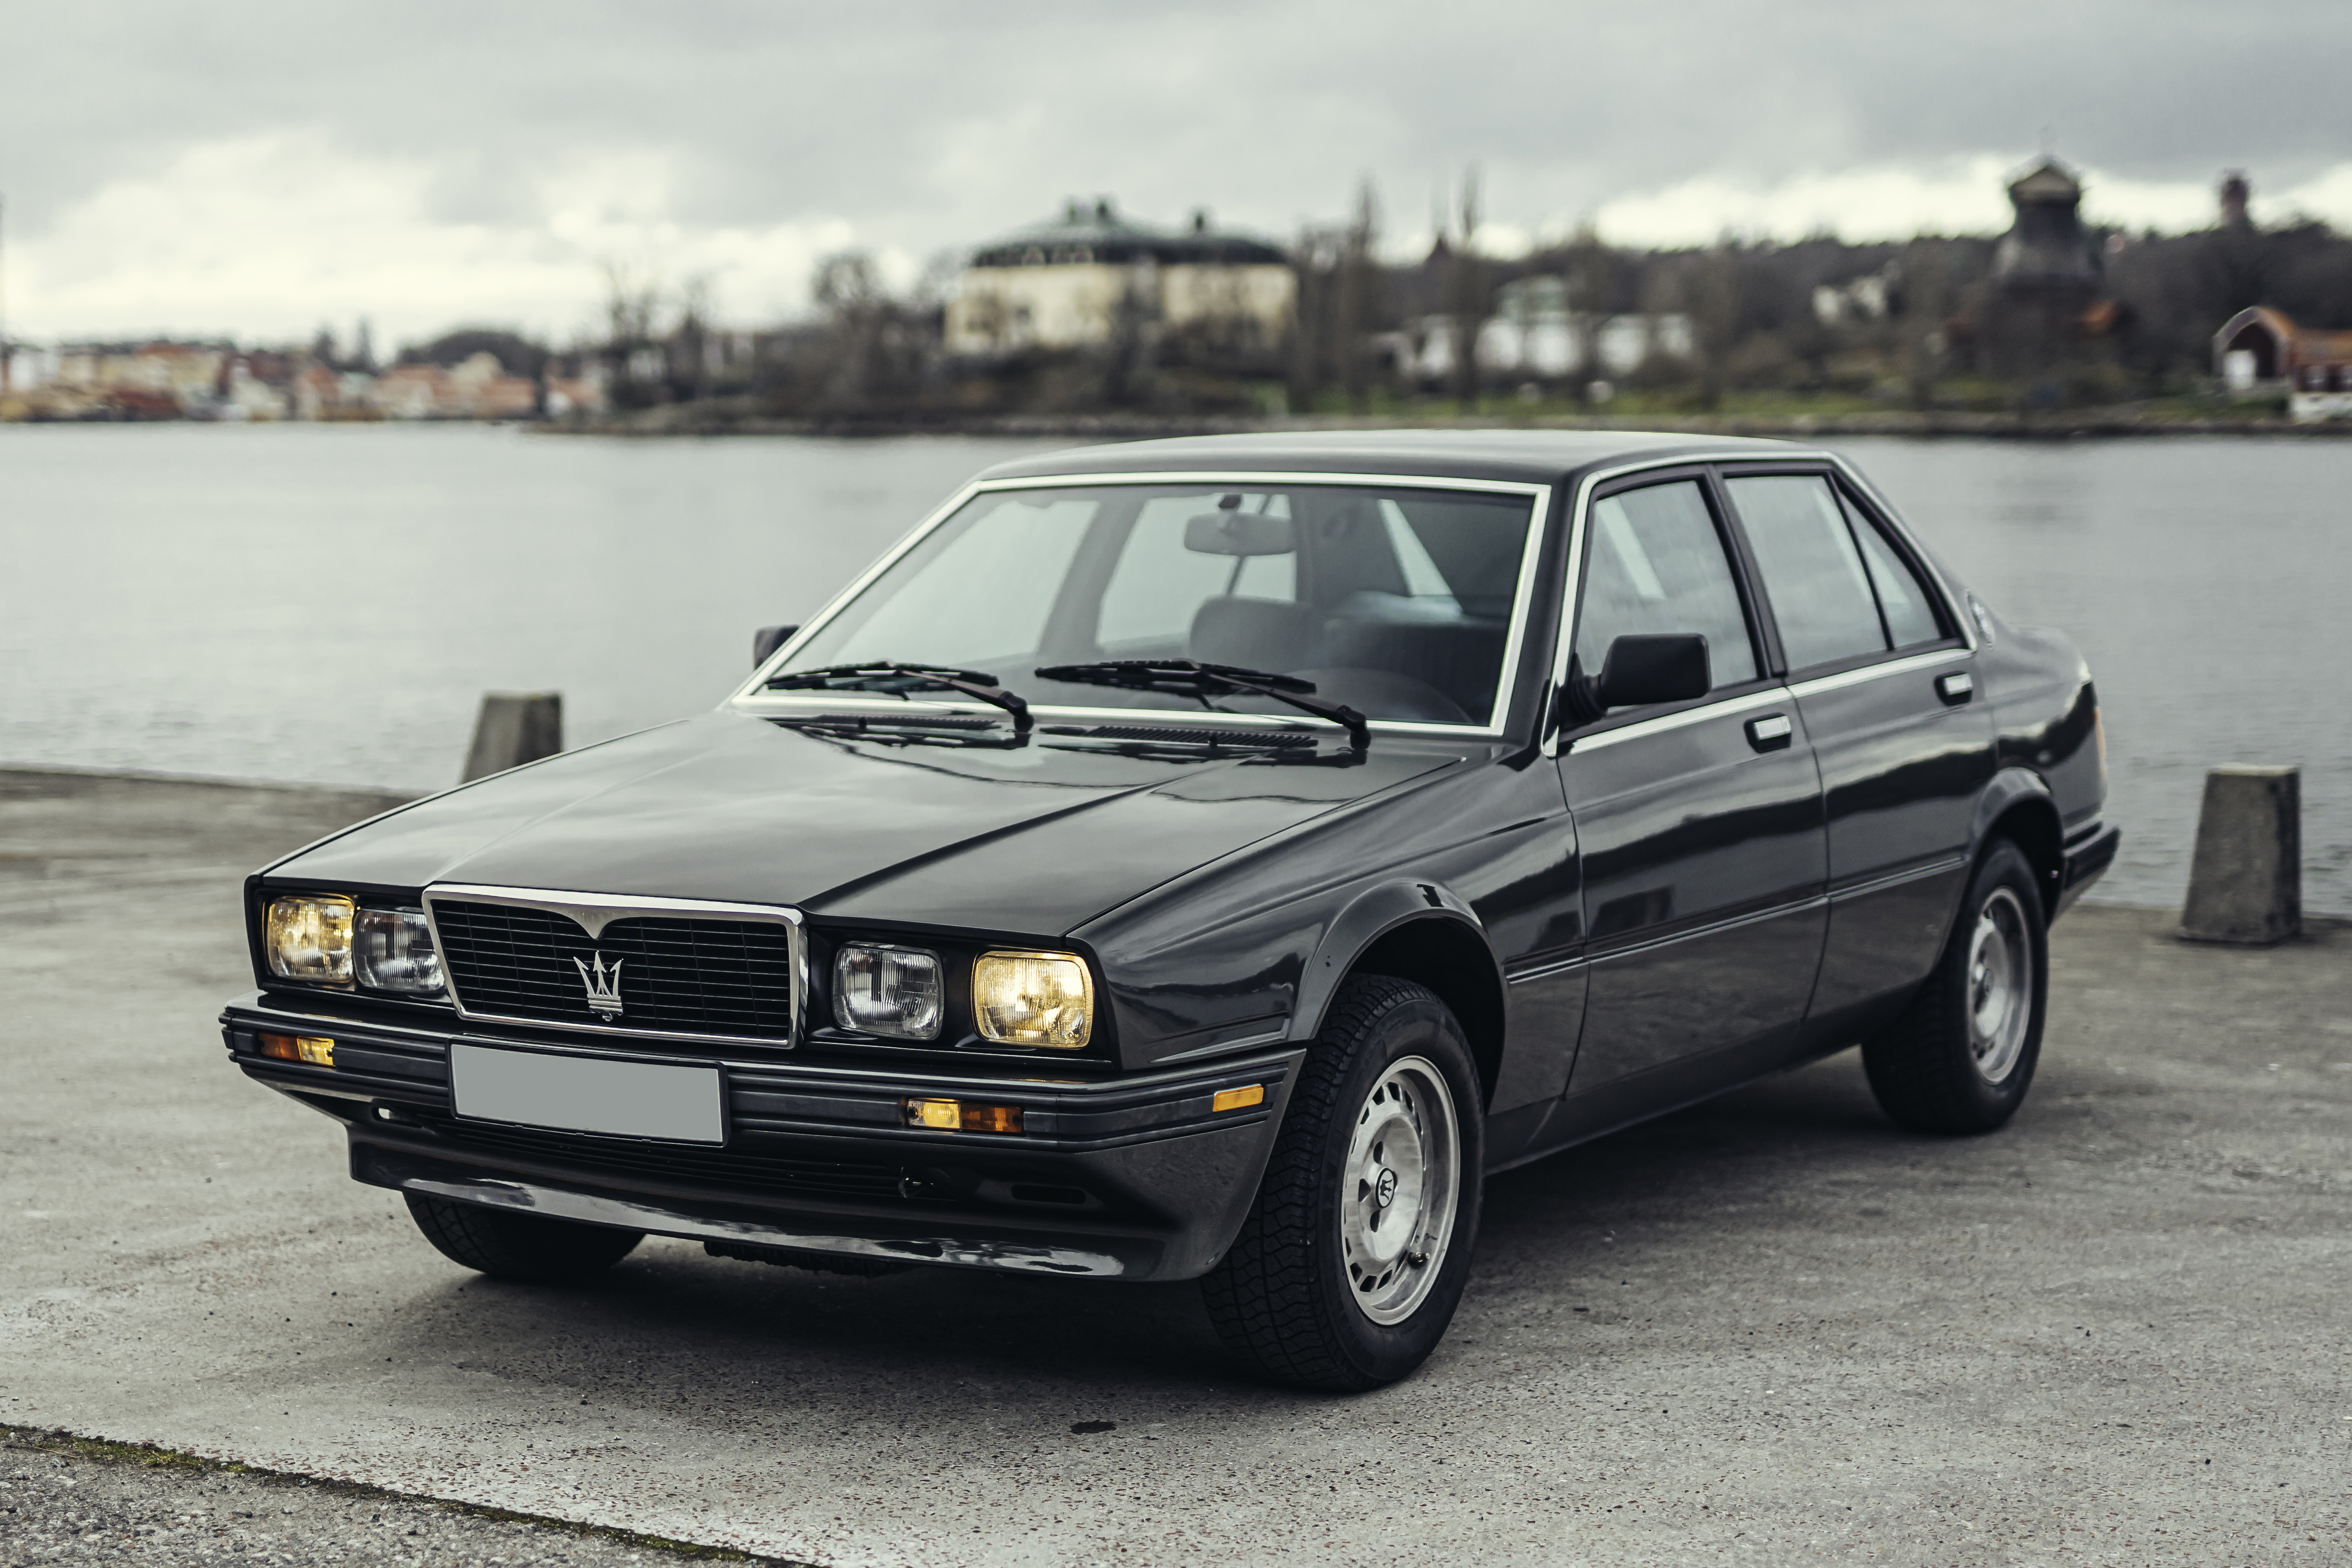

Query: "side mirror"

xmin=1595 ymin=633 xmax=1711 ymax=709
xmin=752 ymin=624 xmax=798 ymax=668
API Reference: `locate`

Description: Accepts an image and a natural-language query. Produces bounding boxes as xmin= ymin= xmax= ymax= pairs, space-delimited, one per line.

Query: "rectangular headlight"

xmin=356 ymin=908 xmax=445 ymax=996
xmin=972 ymin=949 xmax=1093 ymax=1048
xmin=833 ymin=943 xmax=943 ymax=1039
xmin=265 ymin=894 xmax=354 ymax=985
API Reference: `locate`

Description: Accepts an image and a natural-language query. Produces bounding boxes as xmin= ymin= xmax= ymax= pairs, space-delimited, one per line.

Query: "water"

xmin=2 ymin=424 xmax=2345 ymax=912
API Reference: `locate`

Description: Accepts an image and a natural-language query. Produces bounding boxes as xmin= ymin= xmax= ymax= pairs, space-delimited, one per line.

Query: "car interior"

xmin=1051 ymin=485 xmax=1530 ymax=724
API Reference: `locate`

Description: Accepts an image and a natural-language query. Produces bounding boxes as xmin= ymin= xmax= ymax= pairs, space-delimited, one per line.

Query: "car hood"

xmin=270 ymin=708 xmax=1467 ymax=935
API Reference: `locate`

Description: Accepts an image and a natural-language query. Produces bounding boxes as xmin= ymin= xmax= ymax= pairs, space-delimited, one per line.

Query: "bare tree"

xmin=1562 ymin=221 xmax=1612 ymax=395
xmin=1335 ymin=178 xmax=1385 ymax=410
xmin=601 ymin=259 xmax=663 ymax=407
xmin=1692 ymin=242 xmax=1740 ymax=410
xmin=1444 ymin=169 xmax=1486 ymax=406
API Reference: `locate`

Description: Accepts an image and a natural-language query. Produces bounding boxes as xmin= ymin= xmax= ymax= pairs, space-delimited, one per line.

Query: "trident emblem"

xmin=574 ymin=952 xmax=625 ymax=1017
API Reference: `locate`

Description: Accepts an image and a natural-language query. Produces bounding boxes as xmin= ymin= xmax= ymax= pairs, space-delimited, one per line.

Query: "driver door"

xmin=1553 ymin=473 xmax=1828 ymax=1121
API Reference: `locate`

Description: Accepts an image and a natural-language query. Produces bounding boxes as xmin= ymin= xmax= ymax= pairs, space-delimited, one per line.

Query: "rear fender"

xmin=1968 ymin=766 xmax=2065 ymax=917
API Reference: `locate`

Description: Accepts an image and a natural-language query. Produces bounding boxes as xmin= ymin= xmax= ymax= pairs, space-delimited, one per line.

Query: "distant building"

xmin=1978 ymin=157 xmax=2122 ymax=380
xmin=51 ymin=340 xmax=231 ymax=416
xmin=943 ymin=198 xmax=1294 ymax=356
xmin=368 ymin=352 xmax=537 ymax=420
xmin=1992 ymin=159 xmax=2102 ymax=304
xmin=2213 ymin=307 xmax=2352 ymax=420
xmin=1435 ymin=274 xmax=1690 ymax=383
xmin=2219 ymin=171 xmax=2253 ymax=231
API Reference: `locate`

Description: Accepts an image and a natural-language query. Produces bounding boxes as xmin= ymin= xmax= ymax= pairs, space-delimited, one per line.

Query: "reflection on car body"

xmin=220 ymin=432 xmax=2119 ymax=1390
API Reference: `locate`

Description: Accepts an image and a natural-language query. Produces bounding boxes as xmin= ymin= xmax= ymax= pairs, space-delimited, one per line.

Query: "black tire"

xmin=1863 ymin=838 xmax=2049 ymax=1135
xmin=404 ymin=1194 xmax=643 ymax=1283
xmin=1201 ymin=975 xmax=1485 ymax=1392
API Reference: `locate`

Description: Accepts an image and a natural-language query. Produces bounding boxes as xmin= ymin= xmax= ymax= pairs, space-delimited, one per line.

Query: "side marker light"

xmin=1212 ymin=1084 xmax=1266 ymax=1112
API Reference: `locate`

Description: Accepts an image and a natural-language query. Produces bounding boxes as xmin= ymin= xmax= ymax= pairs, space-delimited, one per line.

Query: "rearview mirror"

xmin=1183 ymin=511 xmax=1297 ymax=556
xmin=1595 ymin=633 xmax=1711 ymax=709
xmin=753 ymin=624 xmax=798 ymax=668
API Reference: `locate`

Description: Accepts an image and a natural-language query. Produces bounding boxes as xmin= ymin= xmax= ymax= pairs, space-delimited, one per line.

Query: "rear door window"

xmin=1575 ymin=480 xmax=1759 ymax=695
xmin=1725 ymin=475 xmax=1886 ymax=671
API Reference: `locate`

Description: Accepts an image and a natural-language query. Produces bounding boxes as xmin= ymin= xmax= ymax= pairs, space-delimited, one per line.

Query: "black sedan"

xmin=222 ymin=431 xmax=2118 ymax=1390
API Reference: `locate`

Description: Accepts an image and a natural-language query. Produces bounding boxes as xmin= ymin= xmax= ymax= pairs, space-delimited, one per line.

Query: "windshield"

xmin=777 ymin=482 xmax=1540 ymax=725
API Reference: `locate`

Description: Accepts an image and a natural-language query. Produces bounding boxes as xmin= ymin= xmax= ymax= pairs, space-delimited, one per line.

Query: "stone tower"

xmin=1985 ymin=157 xmax=2103 ymax=379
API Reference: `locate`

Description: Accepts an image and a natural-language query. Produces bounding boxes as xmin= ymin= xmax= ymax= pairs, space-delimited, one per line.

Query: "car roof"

xmin=974 ymin=429 xmax=1812 ymax=487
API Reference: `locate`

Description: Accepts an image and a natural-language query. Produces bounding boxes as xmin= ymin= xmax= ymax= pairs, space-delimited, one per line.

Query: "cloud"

xmin=12 ymin=133 xmax=884 ymax=345
xmin=7 ymin=1 xmax=2351 ymax=341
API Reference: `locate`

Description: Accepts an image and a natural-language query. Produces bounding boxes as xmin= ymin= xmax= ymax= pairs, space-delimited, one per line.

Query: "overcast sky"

xmin=6 ymin=0 xmax=2348 ymax=347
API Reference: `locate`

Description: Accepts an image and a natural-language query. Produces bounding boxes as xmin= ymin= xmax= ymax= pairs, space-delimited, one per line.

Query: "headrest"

xmin=1188 ymin=597 xmax=1324 ymax=675
xmin=1184 ymin=511 xmax=1297 ymax=556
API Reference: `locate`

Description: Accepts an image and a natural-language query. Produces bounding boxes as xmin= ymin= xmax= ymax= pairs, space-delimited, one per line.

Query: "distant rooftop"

xmin=968 ymin=197 xmax=1286 ymax=268
xmin=2008 ymin=157 xmax=2083 ymax=207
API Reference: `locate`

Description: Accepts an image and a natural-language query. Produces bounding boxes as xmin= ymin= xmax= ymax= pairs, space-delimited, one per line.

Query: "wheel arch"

xmin=1970 ymin=766 xmax=2065 ymax=918
xmin=1296 ymin=881 xmax=1507 ymax=1110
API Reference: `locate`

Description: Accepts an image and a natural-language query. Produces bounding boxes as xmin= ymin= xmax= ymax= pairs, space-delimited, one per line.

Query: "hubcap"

xmin=1966 ymin=887 xmax=2033 ymax=1084
xmin=1339 ymin=1055 xmax=1460 ymax=1325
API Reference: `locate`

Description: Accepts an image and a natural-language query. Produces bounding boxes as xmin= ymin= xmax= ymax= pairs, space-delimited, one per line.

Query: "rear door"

xmin=1718 ymin=467 xmax=1995 ymax=1037
xmin=1551 ymin=472 xmax=1827 ymax=1118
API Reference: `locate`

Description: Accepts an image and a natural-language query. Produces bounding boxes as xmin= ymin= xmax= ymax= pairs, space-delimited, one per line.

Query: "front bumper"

xmin=220 ymin=992 xmax=1300 ymax=1282
xmin=2057 ymin=820 xmax=2122 ymax=916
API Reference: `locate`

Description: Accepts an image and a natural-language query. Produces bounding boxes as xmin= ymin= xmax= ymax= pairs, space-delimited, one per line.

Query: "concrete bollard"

xmin=461 ymin=692 xmax=563 ymax=783
xmin=2180 ymin=765 xmax=2301 ymax=945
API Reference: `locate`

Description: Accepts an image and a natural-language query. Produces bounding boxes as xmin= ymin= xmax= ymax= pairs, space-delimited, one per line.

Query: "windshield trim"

xmin=728 ymin=469 xmax=1558 ymax=739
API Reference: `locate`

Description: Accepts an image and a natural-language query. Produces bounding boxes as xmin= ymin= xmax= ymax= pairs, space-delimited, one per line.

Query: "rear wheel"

xmin=404 ymin=1194 xmax=643 ymax=1283
xmin=1201 ymin=975 xmax=1484 ymax=1391
xmin=1863 ymin=839 xmax=2049 ymax=1134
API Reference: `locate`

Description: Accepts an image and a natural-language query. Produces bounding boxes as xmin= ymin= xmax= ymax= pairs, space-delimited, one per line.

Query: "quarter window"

xmin=1726 ymin=475 xmax=1885 ymax=671
xmin=1574 ymin=480 xmax=1758 ymax=693
xmin=1840 ymin=493 xmax=1944 ymax=648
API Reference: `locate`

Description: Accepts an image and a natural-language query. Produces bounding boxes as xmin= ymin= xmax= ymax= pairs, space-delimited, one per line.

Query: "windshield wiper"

xmin=1034 ymin=659 xmax=1367 ymax=750
xmin=765 ymin=663 xmax=1031 ymax=731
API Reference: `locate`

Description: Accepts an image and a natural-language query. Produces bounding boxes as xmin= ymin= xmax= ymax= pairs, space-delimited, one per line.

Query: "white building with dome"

xmin=944 ymin=198 xmax=1294 ymax=357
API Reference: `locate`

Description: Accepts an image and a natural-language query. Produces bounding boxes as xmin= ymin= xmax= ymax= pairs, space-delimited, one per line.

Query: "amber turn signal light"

xmin=259 ymin=1033 xmax=335 ymax=1067
xmin=1212 ymin=1084 xmax=1265 ymax=1112
xmin=903 ymin=1097 xmax=1023 ymax=1134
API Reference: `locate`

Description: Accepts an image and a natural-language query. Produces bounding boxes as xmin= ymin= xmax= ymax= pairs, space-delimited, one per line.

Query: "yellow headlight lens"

xmin=265 ymin=894 xmax=356 ymax=985
xmin=972 ymin=949 xmax=1094 ymax=1048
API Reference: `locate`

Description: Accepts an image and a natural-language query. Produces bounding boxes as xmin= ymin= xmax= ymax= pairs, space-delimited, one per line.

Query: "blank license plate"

xmin=450 ymin=1043 xmax=724 ymax=1144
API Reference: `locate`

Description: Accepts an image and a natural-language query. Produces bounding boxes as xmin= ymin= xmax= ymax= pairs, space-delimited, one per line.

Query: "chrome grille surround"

xmin=420 ymin=884 xmax=807 ymax=1050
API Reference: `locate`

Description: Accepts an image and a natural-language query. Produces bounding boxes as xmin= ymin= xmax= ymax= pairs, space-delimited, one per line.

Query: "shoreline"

xmin=539 ymin=406 xmax=2352 ymax=441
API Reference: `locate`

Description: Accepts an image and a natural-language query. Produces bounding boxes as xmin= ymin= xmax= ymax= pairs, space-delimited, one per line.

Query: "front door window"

xmin=1573 ymin=479 xmax=1758 ymax=703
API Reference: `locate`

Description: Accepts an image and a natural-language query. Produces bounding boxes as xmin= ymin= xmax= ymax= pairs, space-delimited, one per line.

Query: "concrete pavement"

xmin=2 ymin=767 xmax=2347 ymax=1566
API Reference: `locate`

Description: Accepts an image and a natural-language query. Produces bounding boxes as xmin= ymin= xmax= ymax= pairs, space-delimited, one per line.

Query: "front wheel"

xmin=405 ymin=1194 xmax=643 ymax=1283
xmin=1201 ymin=975 xmax=1484 ymax=1391
xmin=1863 ymin=838 xmax=2050 ymax=1134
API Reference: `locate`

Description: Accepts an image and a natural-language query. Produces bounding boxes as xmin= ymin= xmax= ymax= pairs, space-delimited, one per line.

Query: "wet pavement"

xmin=2 ymin=767 xmax=2346 ymax=1566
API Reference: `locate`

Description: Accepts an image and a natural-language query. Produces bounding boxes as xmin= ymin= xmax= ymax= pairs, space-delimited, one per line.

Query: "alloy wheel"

xmin=1966 ymin=887 xmax=2034 ymax=1084
xmin=1338 ymin=1054 xmax=1461 ymax=1325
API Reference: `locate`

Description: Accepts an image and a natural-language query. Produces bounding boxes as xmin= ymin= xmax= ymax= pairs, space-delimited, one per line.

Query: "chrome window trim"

xmin=727 ymin=469 xmax=1556 ymax=742
xmin=1563 ymin=685 xmax=1795 ymax=754
xmin=1785 ymin=646 xmax=1969 ymax=700
xmin=421 ymin=883 xmax=809 ymax=1050
xmin=1542 ymin=449 xmax=1981 ymax=758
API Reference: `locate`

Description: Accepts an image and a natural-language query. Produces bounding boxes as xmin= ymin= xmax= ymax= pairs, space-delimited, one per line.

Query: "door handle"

xmin=1745 ymin=713 xmax=1794 ymax=752
xmin=1936 ymin=671 xmax=1975 ymax=705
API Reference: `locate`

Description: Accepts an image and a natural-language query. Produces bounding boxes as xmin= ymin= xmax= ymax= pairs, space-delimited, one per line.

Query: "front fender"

xmin=1293 ymin=878 xmax=1498 ymax=1046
